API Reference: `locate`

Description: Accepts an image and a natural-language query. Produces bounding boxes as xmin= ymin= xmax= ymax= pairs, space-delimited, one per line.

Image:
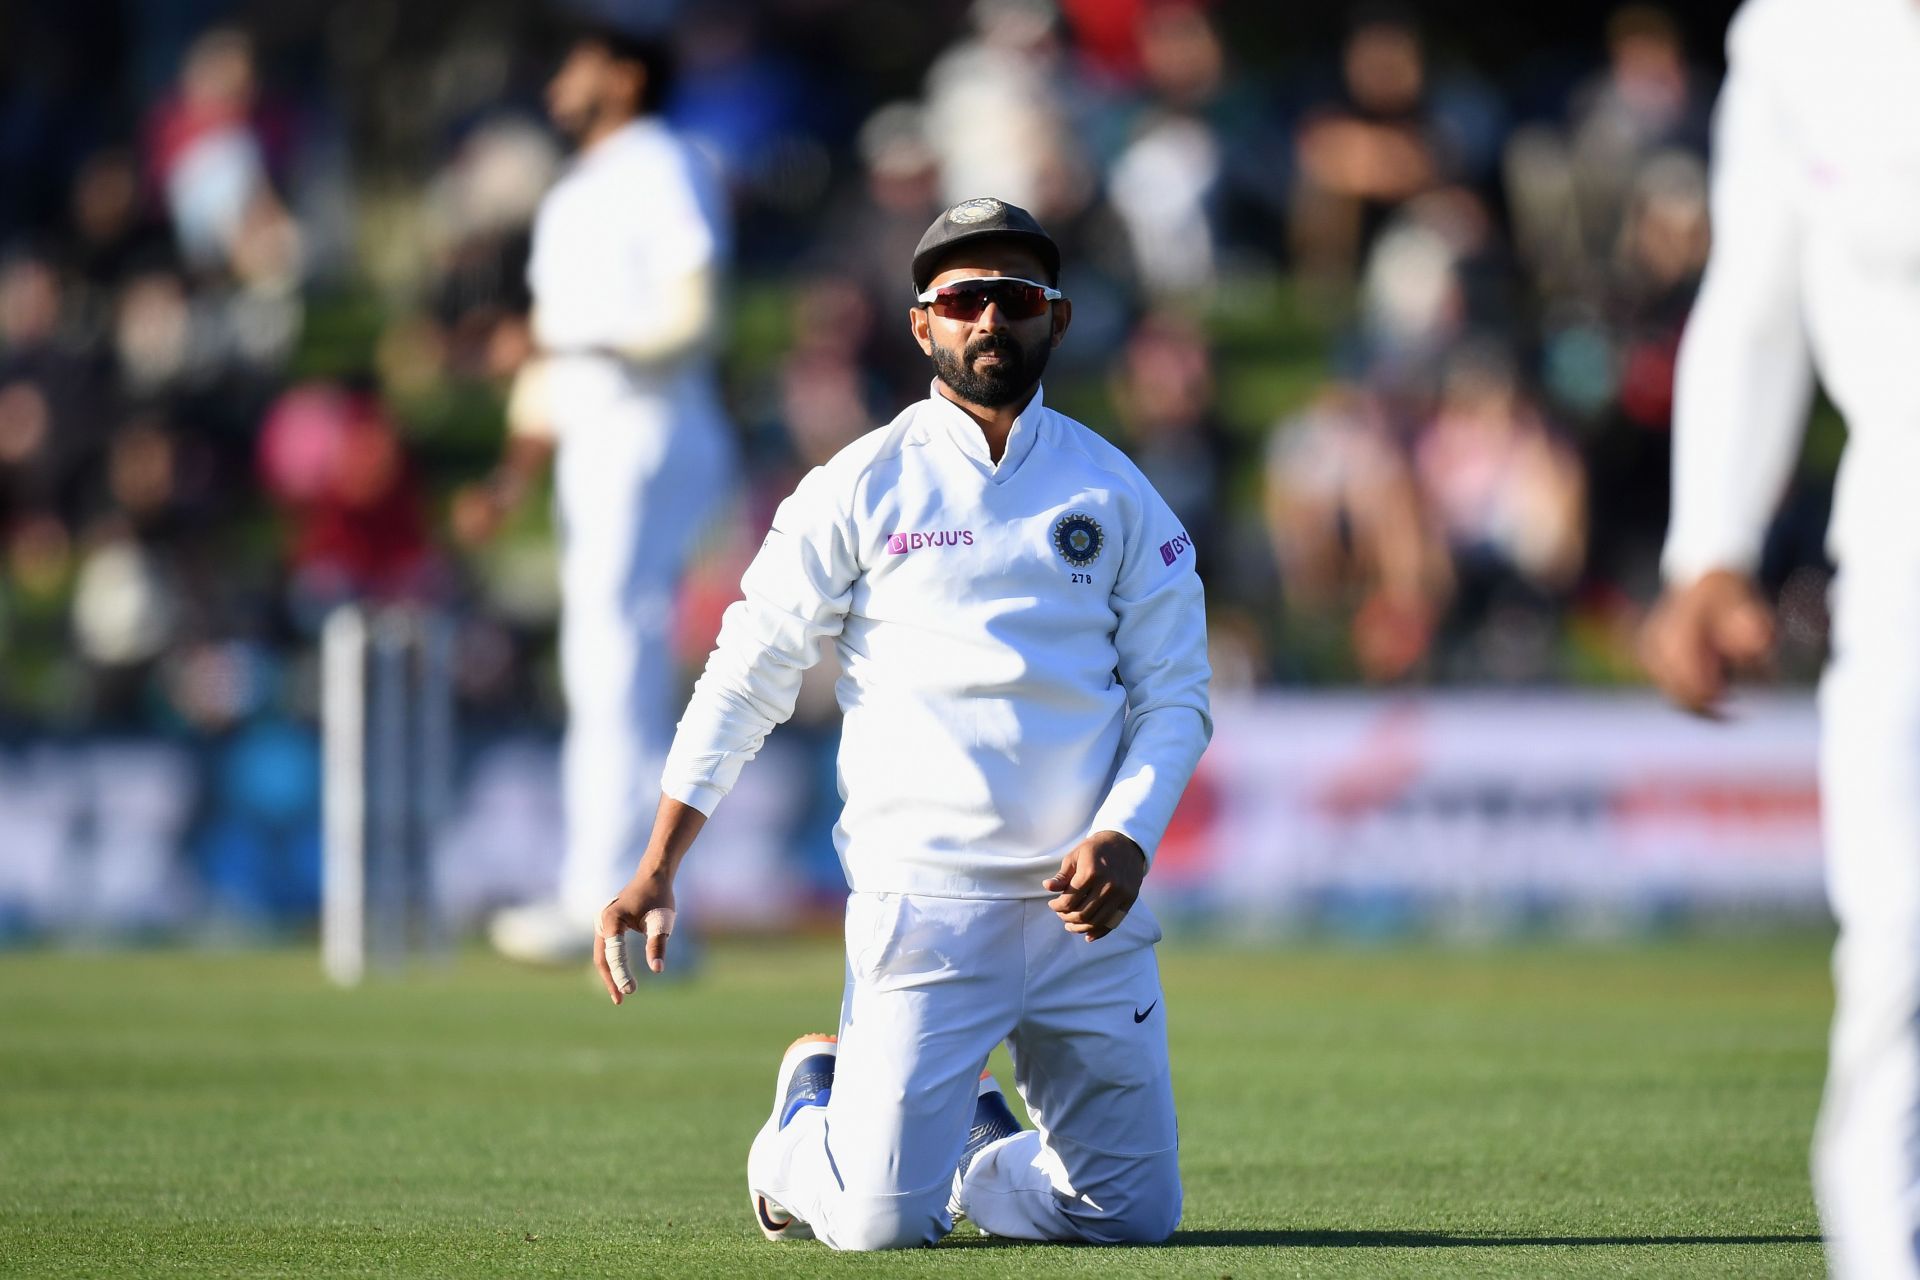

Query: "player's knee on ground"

xmin=816 ymin=1192 xmax=949 ymax=1252
xmin=1066 ymin=1150 xmax=1182 ymax=1244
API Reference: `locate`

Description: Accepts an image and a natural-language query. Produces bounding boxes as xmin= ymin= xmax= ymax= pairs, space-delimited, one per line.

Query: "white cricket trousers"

xmin=748 ymin=892 xmax=1182 ymax=1250
xmin=1816 ymin=559 xmax=1920 ymax=1280
xmin=553 ymin=381 xmax=733 ymax=918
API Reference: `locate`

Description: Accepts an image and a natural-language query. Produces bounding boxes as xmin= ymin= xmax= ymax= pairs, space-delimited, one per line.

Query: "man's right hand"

xmin=594 ymin=873 xmax=677 ymax=1004
xmin=1641 ymin=568 xmax=1777 ymax=717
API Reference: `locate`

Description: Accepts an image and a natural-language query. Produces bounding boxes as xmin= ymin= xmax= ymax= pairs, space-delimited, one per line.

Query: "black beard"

xmin=929 ymin=332 xmax=1051 ymax=408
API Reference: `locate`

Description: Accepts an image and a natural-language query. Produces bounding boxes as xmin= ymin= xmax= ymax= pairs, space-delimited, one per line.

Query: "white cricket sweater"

xmin=1664 ymin=0 xmax=1920 ymax=581
xmin=661 ymin=383 xmax=1213 ymax=898
xmin=527 ymin=118 xmax=727 ymax=431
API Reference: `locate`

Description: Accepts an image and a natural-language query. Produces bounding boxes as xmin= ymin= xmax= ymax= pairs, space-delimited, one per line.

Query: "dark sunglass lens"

xmin=992 ymin=283 xmax=1047 ymax=319
xmin=932 ymin=281 xmax=1046 ymax=321
xmin=932 ymin=288 xmax=988 ymax=321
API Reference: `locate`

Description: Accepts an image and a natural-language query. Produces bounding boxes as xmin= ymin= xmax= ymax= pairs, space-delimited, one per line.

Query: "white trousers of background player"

xmin=747 ymin=893 xmax=1181 ymax=1250
xmin=1816 ymin=558 xmax=1920 ymax=1280
xmin=553 ymin=378 xmax=734 ymax=919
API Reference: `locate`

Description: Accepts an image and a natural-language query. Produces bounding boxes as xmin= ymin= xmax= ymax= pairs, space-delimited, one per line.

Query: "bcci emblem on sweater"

xmin=1052 ymin=512 xmax=1104 ymax=567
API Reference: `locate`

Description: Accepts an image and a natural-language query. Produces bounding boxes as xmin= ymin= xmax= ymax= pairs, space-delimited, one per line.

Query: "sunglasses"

xmin=915 ymin=276 xmax=1064 ymax=322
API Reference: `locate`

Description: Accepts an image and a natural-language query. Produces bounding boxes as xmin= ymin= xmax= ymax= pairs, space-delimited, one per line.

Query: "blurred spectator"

xmin=1357 ymin=185 xmax=1512 ymax=384
xmin=72 ymin=524 xmax=177 ymax=671
xmin=1415 ymin=345 xmax=1586 ymax=678
xmin=1609 ymin=150 xmax=1708 ymax=429
xmin=143 ymin=29 xmax=301 ymax=283
xmin=67 ymin=149 xmax=176 ymax=294
xmin=258 ymin=382 xmax=437 ymax=629
xmin=1565 ymin=6 xmax=1709 ymax=263
xmin=1416 ymin=347 xmax=1585 ymax=590
xmin=1265 ymin=381 xmax=1449 ymax=682
xmin=1579 ymin=150 xmax=1709 ymax=585
xmin=421 ymin=117 xmax=555 ymax=374
xmin=1107 ymin=5 xmax=1227 ymax=298
xmin=924 ymin=0 xmax=1096 ymax=224
xmin=816 ymin=101 xmax=946 ymax=402
xmin=1504 ymin=5 xmax=1707 ymax=301
xmin=1291 ymin=5 xmax=1507 ymax=290
xmin=1 ymin=251 xmax=111 ymax=526
xmin=1110 ymin=310 xmax=1229 ymax=578
xmin=1290 ymin=7 xmax=1444 ymax=286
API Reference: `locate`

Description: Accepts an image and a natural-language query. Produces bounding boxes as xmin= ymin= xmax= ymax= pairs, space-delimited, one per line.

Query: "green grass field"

xmin=0 ymin=933 xmax=1830 ymax=1277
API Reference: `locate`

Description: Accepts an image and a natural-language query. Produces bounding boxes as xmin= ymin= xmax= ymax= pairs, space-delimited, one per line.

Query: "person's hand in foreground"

xmin=1642 ymin=568 xmax=1777 ymax=718
xmin=595 ymin=872 xmax=676 ymax=1003
xmin=1045 ymin=830 xmax=1147 ymax=941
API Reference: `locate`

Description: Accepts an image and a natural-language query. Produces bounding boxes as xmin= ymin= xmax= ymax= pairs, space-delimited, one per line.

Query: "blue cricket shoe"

xmin=750 ymin=1033 xmax=836 ymax=1241
xmin=950 ymin=1070 xmax=1024 ymax=1222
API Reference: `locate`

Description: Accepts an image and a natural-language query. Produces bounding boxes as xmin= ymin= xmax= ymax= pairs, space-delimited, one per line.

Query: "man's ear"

xmin=1050 ymin=298 xmax=1073 ymax=348
xmin=908 ymin=305 xmax=934 ymax=355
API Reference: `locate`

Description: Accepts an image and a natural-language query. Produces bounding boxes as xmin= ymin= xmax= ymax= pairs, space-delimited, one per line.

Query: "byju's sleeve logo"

xmin=1159 ymin=531 xmax=1193 ymax=566
xmin=888 ymin=529 xmax=973 ymax=555
xmin=1052 ymin=513 xmax=1105 ymax=567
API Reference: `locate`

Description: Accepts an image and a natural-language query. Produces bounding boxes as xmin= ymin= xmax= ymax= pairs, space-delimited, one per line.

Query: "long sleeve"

xmin=1088 ymin=495 xmax=1213 ymax=865
xmin=661 ymin=465 xmax=859 ymax=814
xmin=1661 ymin=15 xmax=1815 ymax=584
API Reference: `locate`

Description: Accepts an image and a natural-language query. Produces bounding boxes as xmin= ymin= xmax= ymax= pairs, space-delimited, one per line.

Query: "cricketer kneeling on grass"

xmin=594 ymin=197 xmax=1212 ymax=1250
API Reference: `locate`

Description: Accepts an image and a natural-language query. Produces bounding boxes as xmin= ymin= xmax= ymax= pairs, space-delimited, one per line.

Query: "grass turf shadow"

xmin=1166 ymin=1230 xmax=1823 ymax=1248
xmin=938 ymin=1229 xmax=1823 ymax=1249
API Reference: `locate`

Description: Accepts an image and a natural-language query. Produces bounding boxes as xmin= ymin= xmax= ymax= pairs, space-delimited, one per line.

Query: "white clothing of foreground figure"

xmin=1647 ymin=2 xmax=1920 ymax=1276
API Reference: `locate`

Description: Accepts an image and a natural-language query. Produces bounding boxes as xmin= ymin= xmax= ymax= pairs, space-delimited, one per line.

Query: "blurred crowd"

xmin=0 ymin=0 xmax=1833 ymax=760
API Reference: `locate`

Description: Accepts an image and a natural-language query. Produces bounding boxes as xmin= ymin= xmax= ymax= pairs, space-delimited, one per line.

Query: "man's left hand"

xmin=1044 ymin=831 xmax=1146 ymax=941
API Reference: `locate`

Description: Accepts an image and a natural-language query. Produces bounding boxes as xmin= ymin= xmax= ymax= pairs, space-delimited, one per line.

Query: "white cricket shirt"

xmin=526 ymin=117 xmax=726 ymax=431
xmin=662 ymin=384 xmax=1213 ymax=898
xmin=1664 ymin=0 xmax=1920 ymax=580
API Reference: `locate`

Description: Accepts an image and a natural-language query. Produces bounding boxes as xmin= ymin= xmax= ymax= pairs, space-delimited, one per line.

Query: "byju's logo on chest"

xmin=887 ymin=529 xmax=974 ymax=555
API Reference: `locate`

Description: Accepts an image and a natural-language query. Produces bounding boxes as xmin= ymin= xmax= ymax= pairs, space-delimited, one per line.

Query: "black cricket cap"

xmin=911 ymin=198 xmax=1061 ymax=291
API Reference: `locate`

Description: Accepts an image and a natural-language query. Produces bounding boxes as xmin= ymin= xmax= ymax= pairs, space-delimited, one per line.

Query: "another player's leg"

xmin=494 ymin=400 xmax=731 ymax=964
xmin=490 ymin=414 xmax=660 ymax=961
xmin=554 ymin=399 xmax=729 ymax=926
xmin=747 ymin=893 xmax=1019 ymax=1250
xmin=958 ymin=898 xmax=1181 ymax=1244
xmin=1812 ymin=566 xmax=1920 ymax=1280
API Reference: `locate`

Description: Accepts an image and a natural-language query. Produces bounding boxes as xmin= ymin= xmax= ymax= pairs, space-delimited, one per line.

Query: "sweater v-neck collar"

xmin=923 ymin=380 xmax=1046 ymax=484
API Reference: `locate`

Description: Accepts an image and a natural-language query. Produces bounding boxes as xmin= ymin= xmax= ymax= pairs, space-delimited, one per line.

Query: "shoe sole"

xmin=751 ymin=1033 xmax=836 ymax=1242
xmin=753 ymin=1192 xmax=811 ymax=1242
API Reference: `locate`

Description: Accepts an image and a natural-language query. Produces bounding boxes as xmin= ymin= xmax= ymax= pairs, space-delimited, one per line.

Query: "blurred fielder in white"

xmin=456 ymin=25 xmax=735 ymax=963
xmin=597 ymin=198 xmax=1211 ymax=1249
xmin=1643 ymin=1 xmax=1920 ymax=1274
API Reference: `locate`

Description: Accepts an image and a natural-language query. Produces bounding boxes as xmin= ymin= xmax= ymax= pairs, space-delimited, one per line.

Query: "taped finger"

xmin=604 ymin=932 xmax=636 ymax=995
xmin=643 ymin=907 xmax=675 ymax=973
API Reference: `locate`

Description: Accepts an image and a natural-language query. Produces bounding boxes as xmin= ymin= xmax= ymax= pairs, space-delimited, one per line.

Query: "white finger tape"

xmin=604 ymin=932 xmax=635 ymax=993
xmin=642 ymin=907 xmax=675 ymax=939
